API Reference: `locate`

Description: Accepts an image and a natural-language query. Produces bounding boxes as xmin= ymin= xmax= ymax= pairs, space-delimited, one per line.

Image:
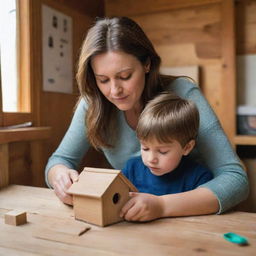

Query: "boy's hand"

xmin=120 ymin=192 xmax=164 ymax=222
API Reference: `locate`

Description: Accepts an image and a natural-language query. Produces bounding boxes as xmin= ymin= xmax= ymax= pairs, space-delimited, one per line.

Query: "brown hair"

xmin=76 ymin=17 xmax=174 ymax=149
xmin=136 ymin=92 xmax=199 ymax=147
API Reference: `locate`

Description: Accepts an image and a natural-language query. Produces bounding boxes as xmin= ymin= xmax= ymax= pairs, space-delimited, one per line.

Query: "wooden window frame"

xmin=0 ymin=0 xmax=32 ymax=127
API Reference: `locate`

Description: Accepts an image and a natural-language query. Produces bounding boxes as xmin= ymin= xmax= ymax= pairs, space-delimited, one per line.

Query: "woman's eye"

xmin=120 ymin=74 xmax=131 ymax=80
xmin=99 ymin=79 xmax=109 ymax=84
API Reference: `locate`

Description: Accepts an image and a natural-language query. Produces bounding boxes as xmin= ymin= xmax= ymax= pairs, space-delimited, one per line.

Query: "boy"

xmin=120 ymin=92 xmax=213 ymax=221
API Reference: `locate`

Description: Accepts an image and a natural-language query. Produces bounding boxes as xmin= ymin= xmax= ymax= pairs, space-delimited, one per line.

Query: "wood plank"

xmin=219 ymin=0 xmax=236 ymax=143
xmin=200 ymin=64 xmax=222 ymax=116
xmin=133 ymin=4 xmax=221 ymax=47
xmin=0 ymin=247 xmax=40 ymax=256
xmin=0 ymin=185 xmax=256 ymax=255
xmin=0 ymin=185 xmax=72 ymax=217
xmin=0 ymin=144 xmax=9 ymax=188
xmin=105 ymin=0 xmax=222 ymax=17
xmin=1 ymin=209 xmax=255 ymax=255
xmin=236 ymin=0 xmax=256 ymax=54
xmin=0 ymin=223 xmax=105 ymax=256
xmin=2 ymin=112 xmax=32 ymax=126
xmin=234 ymin=135 xmax=256 ymax=145
xmin=18 ymin=0 xmax=32 ymax=112
xmin=0 ymin=127 xmax=51 ymax=144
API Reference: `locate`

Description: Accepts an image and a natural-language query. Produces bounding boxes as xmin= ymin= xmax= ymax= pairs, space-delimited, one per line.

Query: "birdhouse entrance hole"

xmin=112 ymin=193 xmax=120 ymax=204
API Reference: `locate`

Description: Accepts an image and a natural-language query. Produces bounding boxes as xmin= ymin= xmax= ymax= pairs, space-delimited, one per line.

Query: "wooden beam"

xmin=234 ymin=135 xmax=256 ymax=146
xmin=220 ymin=0 xmax=236 ymax=144
xmin=0 ymin=127 xmax=51 ymax=144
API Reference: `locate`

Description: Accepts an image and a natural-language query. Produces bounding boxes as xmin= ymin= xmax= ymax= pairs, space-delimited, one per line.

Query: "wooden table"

xmin=0 ymin=185 xmax=255 ymax=255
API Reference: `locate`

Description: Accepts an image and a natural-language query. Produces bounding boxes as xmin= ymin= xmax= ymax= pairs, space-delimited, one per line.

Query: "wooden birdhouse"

xmin=67 ymin=167 xmax=138 ymax=227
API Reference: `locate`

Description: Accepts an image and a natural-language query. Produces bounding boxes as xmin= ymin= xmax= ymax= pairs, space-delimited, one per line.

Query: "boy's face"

xmin=140 ymin=138 xmax=194 ymax=176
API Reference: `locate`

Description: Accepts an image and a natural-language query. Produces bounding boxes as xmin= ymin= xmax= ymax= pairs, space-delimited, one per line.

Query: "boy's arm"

xmin=160 ymin=187 xmax=218 ymax=217
xmin=121 ymin=188 xmax=218 ymax=222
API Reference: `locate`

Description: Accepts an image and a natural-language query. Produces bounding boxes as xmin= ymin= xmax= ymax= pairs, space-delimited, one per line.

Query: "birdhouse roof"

xmin=67 ymin=167 xmax=137 ymax=198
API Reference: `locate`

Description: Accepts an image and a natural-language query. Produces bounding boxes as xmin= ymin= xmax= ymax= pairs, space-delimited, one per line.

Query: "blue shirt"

xmin=122 ymin=156 xmax=213 ymax=195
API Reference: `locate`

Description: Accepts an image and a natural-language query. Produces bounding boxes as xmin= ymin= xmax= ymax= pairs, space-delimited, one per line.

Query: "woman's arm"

xmin=45 ymin=99 xmax=90 ymax=203
xmin=170 ymin=78 xmax=249 ymax=213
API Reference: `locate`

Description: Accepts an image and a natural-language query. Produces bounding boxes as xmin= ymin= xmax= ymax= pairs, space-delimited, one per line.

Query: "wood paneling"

xmin=7 ymin=0 xmax=104 ymax=187
xmin=105 ymin=0 xmax=236 ymax=141
xmin=9 ymin=142 xmax=31 ymax=186
xmin=37 ymin=0 xmax=103 ymax=180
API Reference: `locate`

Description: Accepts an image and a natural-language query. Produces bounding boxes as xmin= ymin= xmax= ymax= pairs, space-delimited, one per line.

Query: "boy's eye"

xmin=142 ymin=147 xmax=149 ymax=151
xmin=159 ymin=150 xmax=168 ymax=155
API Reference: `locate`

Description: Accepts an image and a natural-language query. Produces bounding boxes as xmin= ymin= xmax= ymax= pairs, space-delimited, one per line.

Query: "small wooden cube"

xmin=4 ymin=210 xmax=27 ymax=226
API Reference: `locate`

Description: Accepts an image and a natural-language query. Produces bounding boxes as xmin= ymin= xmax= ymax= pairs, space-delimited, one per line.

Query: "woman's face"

xmin=91 ymin=51 xmax=149 ymax=112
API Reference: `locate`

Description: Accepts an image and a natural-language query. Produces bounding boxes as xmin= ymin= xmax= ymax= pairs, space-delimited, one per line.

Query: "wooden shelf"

xmin=234 ymin=135 xmax=256 ymax=146
xmin=0 ymin=127 xmax=51 ymax=144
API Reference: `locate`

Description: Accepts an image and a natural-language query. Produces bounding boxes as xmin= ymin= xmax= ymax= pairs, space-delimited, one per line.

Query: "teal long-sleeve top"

xmin=45 ymin=78 xmax=249 ymax=213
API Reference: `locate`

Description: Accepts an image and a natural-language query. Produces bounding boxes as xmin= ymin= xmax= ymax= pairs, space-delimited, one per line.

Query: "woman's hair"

xmin=136 ymin=92 xmax=199 ymax=147
xmin=76 ymin=16 xmax=174 ymax=149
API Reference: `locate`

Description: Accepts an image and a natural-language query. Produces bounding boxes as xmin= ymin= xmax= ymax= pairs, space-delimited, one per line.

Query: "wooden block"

xmin=4 ymin=210 xmax=27 ymax=226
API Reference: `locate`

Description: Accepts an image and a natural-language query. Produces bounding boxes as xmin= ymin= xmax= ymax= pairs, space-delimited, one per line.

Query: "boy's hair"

xmin=136 ymin=92 xmax=199 ymax=147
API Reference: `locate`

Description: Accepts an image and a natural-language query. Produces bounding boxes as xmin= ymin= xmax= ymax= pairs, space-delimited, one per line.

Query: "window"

xmin=0 ymin=0 xmax=32 ymax=127
xmin=0 ymin=0 xmax=18 ymax=112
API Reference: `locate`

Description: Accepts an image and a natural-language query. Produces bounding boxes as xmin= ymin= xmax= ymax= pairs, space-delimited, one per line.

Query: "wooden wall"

xmin=9 ymin=0 xmax=105 ymax=187
xmin=8 ymin=0 xmax=256 ymax=190
xmin=235 ymin=0 xmax=256 ymax=212
xmin=105 ymin=0 xmax=236 ymax=142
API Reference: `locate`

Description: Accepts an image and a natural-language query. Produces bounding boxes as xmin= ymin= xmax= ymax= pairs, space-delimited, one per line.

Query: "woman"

xmin=45 ymin=17 xmax=248 ymax=220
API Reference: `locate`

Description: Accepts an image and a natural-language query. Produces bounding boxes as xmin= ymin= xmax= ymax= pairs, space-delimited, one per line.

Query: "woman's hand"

xmin=120 ymin=192 xmax=164 ymax=222
xmin=48 ymin=165 xmax=79 ymax=205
